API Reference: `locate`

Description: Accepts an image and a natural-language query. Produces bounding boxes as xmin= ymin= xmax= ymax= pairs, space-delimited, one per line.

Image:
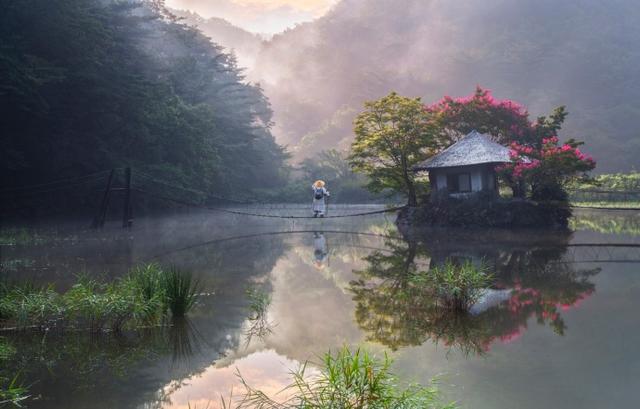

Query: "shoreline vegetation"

xmin=0 ymin=264 xmax=199 ymax=333
xmin=0 ymin=263 xmax=199 ymax=406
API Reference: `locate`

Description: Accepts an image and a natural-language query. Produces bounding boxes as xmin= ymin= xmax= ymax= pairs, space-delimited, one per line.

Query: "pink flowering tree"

xmin=427 ymin=87 xmax=595 ymax=200
xmin=498 ymin=137 xmax=596 ymax=201
xmin=425 ymin=86 xmax=555 ymax=147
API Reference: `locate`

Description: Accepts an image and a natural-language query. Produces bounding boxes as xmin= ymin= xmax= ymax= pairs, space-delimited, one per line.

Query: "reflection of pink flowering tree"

xmin=426 ymin=87 xmax=596 ymax=200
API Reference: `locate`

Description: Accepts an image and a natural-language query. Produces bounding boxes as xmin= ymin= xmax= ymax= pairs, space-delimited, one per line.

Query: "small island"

xmin=398 ymin=130 xmax=572 ymax=228
xmin=348 ymin=88 xmax=596 ymax=229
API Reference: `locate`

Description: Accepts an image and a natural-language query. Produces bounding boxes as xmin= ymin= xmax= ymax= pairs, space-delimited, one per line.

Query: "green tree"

xmin=349 ymin=92 xmax=437 ymax=206
xmin=0 ymin=0 xmax=289 ymax=214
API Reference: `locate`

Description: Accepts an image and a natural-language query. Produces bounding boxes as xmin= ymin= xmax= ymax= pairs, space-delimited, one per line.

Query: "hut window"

xmin=447 ymin=173 xmax=471 ymax=193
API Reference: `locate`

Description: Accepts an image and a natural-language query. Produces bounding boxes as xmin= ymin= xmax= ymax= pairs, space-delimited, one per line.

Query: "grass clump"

xmin=0 ymin=282 xmax=63 ymax=330
xmin=237 ymin=346 xmax=455 ymax=409
xmin=413 ymin=259 xmax=493 ymax=312
xmin=163 ymin=268 xmax=200 ymax=318
xmin=0 ymin=338 xmax=29 ymax=407
xmin=244 ymin=288 xmax=274 ymax=343
xmin=0 ymin=228 xmax=44 ymax=246
xmin=0 ymin=264 xmax=199 ymax=333
xmin=246 ymin=288 xmax=271 ymax=320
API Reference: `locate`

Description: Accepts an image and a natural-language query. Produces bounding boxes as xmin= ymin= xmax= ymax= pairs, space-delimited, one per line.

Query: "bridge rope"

xmin=4 ymin=169 xmax=640 ymax=212
xmin=0 ymin=170 xmax=113 ymax=195
xmin=133 ymin=188 xmax=406 ymax=219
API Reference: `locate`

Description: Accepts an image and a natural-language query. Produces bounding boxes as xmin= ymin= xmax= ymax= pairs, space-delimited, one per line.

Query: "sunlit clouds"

xmin=165 ymin=0 xmax=338 ymax=34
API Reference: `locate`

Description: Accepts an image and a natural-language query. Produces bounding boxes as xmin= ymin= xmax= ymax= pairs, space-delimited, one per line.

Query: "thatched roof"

xmin=415 ymin=130 xmax=511 ymax=170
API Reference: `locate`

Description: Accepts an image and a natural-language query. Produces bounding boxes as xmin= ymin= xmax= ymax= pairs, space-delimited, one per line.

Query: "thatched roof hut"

xmin=415 ymin=130 xmax=510 ymax=170
xmin=415 ymin=130 xmax=511 ymax=197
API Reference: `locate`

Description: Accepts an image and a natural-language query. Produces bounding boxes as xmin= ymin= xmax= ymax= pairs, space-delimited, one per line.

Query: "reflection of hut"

xmin=414 ymin=130 xmax=511 ymax=198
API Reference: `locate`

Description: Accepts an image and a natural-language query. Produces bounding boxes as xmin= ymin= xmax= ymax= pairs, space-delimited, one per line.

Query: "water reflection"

xmin=312 ymin=232 xmax=329 ymax=269
xmin=2 ymin=209 xmax=640 ymax=409
xmin=351 ymin=229 xmax=600 ymax=355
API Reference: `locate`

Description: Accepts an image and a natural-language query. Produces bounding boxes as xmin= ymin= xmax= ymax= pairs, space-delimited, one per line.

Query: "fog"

xmin=185 ymin=0 xmax=640 ymax=172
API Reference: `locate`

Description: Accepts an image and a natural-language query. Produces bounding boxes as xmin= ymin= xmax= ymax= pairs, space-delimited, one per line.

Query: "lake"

xmin=1 ymin=206 xmax=639 ymax=408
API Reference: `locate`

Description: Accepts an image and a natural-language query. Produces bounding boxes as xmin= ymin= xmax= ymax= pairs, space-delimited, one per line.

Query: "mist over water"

xmin=2 ymin=1 xmax=640 ymax=407
xmin=2 ymin=208 xmax=640 ymax=408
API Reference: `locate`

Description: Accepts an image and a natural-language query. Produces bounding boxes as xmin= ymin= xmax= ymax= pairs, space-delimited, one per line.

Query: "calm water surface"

xmin=1 ymin=207 xmax=639 ymax=409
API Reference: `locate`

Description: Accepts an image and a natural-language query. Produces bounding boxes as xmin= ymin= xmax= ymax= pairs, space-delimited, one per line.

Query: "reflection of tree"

xmin=351 ymin=236 xmax=429 ymax=351
xmin=1 ymin=319 xmax=213 ymax=409
xmin=351 ymin=232 xmax=599 ymax=355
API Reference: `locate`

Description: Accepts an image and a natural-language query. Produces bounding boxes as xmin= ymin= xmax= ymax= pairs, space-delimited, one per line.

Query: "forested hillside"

xmin=0 ymin=0 xmax=288 ymax=213
xmin=242 ymin=0 xmax=640 ymax=171
xmin=170 ymin=9 xmax=264 ymax=70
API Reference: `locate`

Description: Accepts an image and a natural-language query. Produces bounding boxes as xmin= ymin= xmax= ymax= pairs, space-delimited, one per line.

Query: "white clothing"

xmin=312 ymin=186 xmax=330 ymax=215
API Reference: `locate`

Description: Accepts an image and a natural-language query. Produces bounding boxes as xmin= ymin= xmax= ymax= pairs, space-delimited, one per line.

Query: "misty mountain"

xmin=171 ymin=9 xmax=264 ymax=70
xmin=247 ymin=0 xmax=640 ymax=172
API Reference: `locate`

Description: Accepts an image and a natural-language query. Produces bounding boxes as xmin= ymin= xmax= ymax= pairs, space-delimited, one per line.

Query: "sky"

xmin=165 ymin=0 xmax=338 ymax=34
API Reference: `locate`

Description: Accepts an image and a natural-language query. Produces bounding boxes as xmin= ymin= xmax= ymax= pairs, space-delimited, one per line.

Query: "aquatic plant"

xmin=0 ymin=228 xmax=45 ymax=246
xmin=237 ymin=346 xmax=455 ymax=409
xmin=244 ymin=288 xmax=274 ymax=343
xmin=162 ymin=268 xmax=200 ymax=318
xmin=0 ymin=338 xmax=29 ymax=407
xmin=246 ymin=288 xmax=271 ymax=320
xmin=415 ymin=259 xmax=492 ymax=311
xmin=63 ymin=275 xmax=158 ymax=332
xmin=0 ymin=264 xmax=199 ymax=332
xmin=0 ymin=372 xmax=29 ymax=407
xmin=126 ymin=263 xmax=167 ymax=321
xmin=0 ymin=282 xmax=63 ymax=330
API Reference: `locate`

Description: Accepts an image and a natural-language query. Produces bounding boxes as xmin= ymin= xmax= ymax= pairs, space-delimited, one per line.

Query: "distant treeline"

xmin=0 ymin=0 xmax=292 ymax=215
xmin=576 ymin=172 xmax=640 ymax=192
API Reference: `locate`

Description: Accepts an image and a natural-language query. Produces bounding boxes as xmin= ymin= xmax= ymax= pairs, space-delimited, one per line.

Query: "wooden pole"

xmin=92 ymin=169 xmax=115 ymax=229
xmin=122 ymin=167 xmax=132 ymax=228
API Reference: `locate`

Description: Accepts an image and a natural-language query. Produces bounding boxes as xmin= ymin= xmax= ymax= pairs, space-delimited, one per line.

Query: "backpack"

xmin=314 ymin=188 xmax=324 ymax=200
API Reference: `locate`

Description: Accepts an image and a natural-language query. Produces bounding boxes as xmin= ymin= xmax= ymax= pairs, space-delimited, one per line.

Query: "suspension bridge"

xmin=2 ymin=168 xmax=640 ymax=228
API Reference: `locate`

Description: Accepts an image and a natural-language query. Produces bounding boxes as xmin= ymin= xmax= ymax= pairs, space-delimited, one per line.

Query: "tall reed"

xmin=162 ymin=268 xmax=200 ymax=318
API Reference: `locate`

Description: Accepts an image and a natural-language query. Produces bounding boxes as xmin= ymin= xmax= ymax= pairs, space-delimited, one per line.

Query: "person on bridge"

xmin=312 ymin=180 xmax=330 ymax=217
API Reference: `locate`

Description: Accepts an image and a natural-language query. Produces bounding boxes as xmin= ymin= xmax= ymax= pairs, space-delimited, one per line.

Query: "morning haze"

xmin=2 ymin=1 xmax=639 ymax=408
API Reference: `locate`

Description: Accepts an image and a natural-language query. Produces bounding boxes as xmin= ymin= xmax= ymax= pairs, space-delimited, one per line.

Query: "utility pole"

xmin=92 ymin=169 xmax=114 ymax=229
xmin=122 ymin=167 xmax=132 ymax=228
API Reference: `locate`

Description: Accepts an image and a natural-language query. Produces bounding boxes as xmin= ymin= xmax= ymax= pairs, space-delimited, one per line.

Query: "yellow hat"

xmin=314 ymin=180 xmax=325 ymax=188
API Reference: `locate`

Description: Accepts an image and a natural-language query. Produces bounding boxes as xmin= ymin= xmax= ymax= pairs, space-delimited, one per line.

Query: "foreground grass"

xmin=230 ymin=346 xmax=456 ymax=409
xmin=0 ymin=264 xmax=199 ymax=333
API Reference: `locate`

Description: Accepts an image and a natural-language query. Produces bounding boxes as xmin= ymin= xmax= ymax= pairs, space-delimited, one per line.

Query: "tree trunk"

xmin=512 ymin=181 xmax=526 ymax=199
xmin=402 ymin=155 xmax=417 ymax=206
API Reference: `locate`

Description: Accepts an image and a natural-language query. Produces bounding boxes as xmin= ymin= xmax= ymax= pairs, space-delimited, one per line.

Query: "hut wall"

xmin=471 ymin=169 xmax=483 ymax=192
xmin=430 ymin=164 xmax=499 ymax=197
